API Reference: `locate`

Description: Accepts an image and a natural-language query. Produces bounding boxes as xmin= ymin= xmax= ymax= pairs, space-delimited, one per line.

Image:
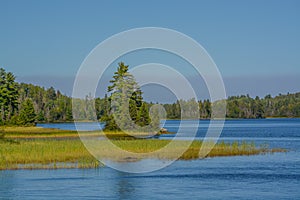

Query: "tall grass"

xmin=97 ymin=139 xmax=286 ymax=160
xmin=0 ymin=127 xmax=287 ymax=169
xmin=2 ymin=126 xmax=163 ymax=139
xmin=0 ymin=139 xmax=100 ymax=169
xmin=0 ymin=138 xmax=286 ymax=170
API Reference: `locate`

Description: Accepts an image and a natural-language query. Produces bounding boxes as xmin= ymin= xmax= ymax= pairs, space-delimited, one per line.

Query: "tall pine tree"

xmin=0 ymin=68 xmax=19 ymax=124
xmin=104 ymin=62 xmax=153 ymax=131
xmin=18 ymin=99 xmax=36 ymax=126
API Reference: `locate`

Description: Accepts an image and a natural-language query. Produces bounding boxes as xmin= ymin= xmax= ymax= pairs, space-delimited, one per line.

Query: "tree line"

xmin=0 ymin=67 xmax=299 ymax=126
xmin=163 ymin=93 xmax=300 ymax=119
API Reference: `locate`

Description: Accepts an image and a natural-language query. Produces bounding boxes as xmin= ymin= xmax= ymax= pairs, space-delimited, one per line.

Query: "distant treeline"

xmin=163 ymin=93 xmax=300 ymax=119
xmin=1 ymin=68 xmax=299 ymax=125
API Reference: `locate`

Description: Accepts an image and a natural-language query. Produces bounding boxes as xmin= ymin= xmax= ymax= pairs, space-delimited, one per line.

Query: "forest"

xmin=0 ymin=67 xmax=299 ymax=126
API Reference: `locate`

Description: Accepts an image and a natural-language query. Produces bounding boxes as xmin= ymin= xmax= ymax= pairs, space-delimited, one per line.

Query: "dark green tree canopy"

xmin=1 ymin=67 xmax=300 ymax=127
xmin=18 ymin=99 xmax=36 ymax=126
xmin=103 ymin=62 xmax=154 ymax=132
xmin=0 ymin=68 xmax=19 ymax=123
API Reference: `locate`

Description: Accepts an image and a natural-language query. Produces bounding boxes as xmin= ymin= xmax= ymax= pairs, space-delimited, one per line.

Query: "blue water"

xmin=37 ymin=122 xmax=105 ymax=131
xmin=1 ymin=119 xmax=299 ymax=199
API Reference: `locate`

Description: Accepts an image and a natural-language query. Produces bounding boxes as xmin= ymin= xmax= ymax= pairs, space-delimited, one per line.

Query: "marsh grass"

xmin=2 ymin=127 xmax=163 ymax=139
xmin=0 ymin=126 xmax=287 ymax=170
xmin=99 ymin=139 xmax=286 ymax=160
xmin=0 ymin=129 xmax=20 ymax=144
xmin=0 ymin=139 xmax=101 ymax=170
xmin=2 ymin=126 xmax=79 ymax=139
xmin=0 ymin=136 xmax=287 ymax=170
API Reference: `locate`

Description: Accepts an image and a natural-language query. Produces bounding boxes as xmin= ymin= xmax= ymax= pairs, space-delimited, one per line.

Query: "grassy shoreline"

xmin=0 ymin=126 xmax=287 ymax=170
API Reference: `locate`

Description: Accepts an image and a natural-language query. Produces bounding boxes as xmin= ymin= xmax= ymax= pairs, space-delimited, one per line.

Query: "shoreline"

xmin=33 ymin=117 xmax=300 ymax=124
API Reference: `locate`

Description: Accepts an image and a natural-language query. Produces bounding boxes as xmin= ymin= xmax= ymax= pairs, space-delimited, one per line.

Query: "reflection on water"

xmin=1 ymin=153 xmax=299 ymax=199
xmin=116 ymin=173 xmax=135 ymax=200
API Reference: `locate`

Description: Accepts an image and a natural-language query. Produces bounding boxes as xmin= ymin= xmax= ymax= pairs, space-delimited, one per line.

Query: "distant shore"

xmin=33 ymin=116 xmax=300 ymax=124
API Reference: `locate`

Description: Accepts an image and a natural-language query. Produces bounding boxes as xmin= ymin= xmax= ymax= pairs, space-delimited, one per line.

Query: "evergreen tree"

xmin=18 ymin=99 xmax=36 ymax=126
xmin=137 ymin=102 xmax=150 ymax=127
xmin=36 ymin=111 xmax=45 ymax=122
xmin=129 ymin=99 xmax=138 ymax=122
xmin=2 ymin=66 xmax=300 ymax=126
xmin=104 ymin=62 xmax=152 ymax=131
xmin=0 ymin=68 xmax=19 ymax=123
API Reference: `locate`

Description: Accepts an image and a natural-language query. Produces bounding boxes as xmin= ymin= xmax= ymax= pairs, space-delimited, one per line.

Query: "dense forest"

xmin=0 ymin=67 xmax=299 ymax=126
xmin=163 ymin=93 xmax=300 ymax=119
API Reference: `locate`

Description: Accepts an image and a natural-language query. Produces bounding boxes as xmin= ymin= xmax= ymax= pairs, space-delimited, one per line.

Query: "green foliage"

xmin=18 ymin=99 xmax=36 ymax=126
xmin=163 ymin=93 xmax=300 ymax=119
xmin=1 ymin=67 xmax=299 ymax=126
xmin=102 ymin=115 xmax=120 ymax=131
xmin=129 ymin=98 xmax=138 ymax=121
xmin=1 ymin=68 xmax=75 ymax=124
xmin=19 ymin=83 xmax=73 ymax=122
xmin=104 ymin=62 xmax=154 ymax=131
xmin=136 ymin=102 xmax=150 ymax=126
xmin=0 ymin=68 xmax=19 ymax=122
xmin=163 ymin=101 xmax=181 ymax=119
xmin=224 ymin=93 xmax=300 ymax=118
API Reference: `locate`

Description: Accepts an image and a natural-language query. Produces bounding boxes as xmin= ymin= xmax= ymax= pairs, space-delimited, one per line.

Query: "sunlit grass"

xmin=2 ymin=126 xmax=163 ymax=139
xmin=0 ymin=136 xmax=287 ymax=170
xmin=91 ymin=139 xmax=286 ymax=160
xmin=0 ymin=139 xmax=101 ymax=170
xmin=2 ymin=126 xmax=79 ymax=138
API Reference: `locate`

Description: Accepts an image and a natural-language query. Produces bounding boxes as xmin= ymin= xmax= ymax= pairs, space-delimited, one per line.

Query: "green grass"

xmin=0 ymin=126 xmax=287 ymax=170
xmin=2 ymin=126 xmax=79 ymax=138
xmin=0 ymin=135 xmax=287 ymax=170
xmin=87 ymin=139 xmax=286 ymax=160
xmin=0 ymin=139 xmax=101 ymax=170
xmin=2 ymin=126 xmax=165 ymax=139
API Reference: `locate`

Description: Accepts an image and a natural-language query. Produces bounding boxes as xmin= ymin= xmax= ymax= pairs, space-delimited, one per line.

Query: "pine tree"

xmin=129 ymin=99 xmax=138 ymax=121
xmin=0 ymin=68 xmax=19 ymax=123
xmin=36 ymin=111 xmax=45 ymax=122
xmin=18 ymin=99 xmax=36 ymax=126
xmin=104 ymin=62 xmax=153 ymax=131
xmin=137 ymin=102 xmax=150 ymax=127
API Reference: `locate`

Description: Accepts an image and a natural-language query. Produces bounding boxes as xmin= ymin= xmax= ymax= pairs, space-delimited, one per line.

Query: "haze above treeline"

xmin=0 ymin=68 xmax=299 ymax=126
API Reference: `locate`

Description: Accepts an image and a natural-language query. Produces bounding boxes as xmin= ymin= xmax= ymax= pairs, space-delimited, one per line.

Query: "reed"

xmin=0 ymin=137 xmax=287 ymax=170
xmin=2 ymin=126 xmax=163 ymax=139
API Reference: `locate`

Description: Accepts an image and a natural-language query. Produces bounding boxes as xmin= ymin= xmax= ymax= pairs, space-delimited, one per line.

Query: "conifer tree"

xmin=18 ymin=99 xmax=36 ymax=126
xmin=104 ymin=62 xmax=153 ymax=131
xmin=0 ymin=68 xmax=19 ymax=123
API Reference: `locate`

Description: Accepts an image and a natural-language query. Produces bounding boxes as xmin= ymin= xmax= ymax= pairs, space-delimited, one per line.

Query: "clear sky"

xmin=0 ymin=0 xmax=299 ymax=101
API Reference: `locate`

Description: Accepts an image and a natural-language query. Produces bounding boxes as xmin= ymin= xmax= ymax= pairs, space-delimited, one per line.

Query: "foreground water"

xmin=1 ymin=119 xmax=299 ymax=199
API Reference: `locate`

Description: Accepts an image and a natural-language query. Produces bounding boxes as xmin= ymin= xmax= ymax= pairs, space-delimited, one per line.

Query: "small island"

xmin=0 ymin=64 xmax=290 ymax=170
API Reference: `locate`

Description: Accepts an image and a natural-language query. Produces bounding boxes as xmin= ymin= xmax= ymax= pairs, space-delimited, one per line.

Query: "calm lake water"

xmin=1 ymin=119 xmax=300 ymax=199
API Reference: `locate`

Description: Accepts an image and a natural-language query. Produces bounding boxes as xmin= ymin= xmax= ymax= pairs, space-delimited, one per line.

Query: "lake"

xmin=1 ymin=119 xmax=299 ymax=199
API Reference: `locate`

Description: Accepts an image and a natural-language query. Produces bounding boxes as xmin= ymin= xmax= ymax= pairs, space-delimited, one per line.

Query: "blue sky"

xmin=0 ymin=0 xmax=299 ymax=101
